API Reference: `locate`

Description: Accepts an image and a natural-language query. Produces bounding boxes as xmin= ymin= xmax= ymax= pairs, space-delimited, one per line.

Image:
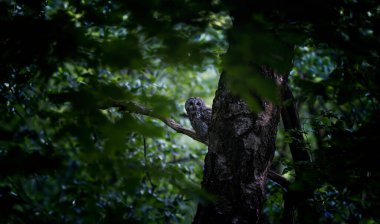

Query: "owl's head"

xmin=185 ymin=97 xmax=205 ymax=114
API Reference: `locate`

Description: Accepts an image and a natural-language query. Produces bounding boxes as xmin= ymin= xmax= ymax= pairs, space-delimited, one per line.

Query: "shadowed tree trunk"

xmin=193 ymin=70 xmax=282 ymax=224
xmin=280 ymin=81 xmax=317 ymax=224
xmin=192 ymin=3 xmax=312 ymax=223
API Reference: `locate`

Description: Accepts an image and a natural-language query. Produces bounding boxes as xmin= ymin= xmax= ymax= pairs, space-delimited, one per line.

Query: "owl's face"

xmin=185 ymin=97 xmax=205 ymax=115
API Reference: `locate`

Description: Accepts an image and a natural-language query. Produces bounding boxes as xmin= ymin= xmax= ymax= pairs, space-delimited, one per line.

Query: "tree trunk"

xmin=280 ymin=82 xmax=317 ymax=224
xmin=193 ymin=70 xmax=281 ymax=224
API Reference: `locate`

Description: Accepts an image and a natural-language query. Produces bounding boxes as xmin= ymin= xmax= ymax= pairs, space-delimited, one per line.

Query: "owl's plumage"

xmin=185 ymin=97 xmax=212 ymax=141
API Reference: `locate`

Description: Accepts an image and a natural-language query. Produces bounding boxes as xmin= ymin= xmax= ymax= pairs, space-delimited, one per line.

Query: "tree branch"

xmin=268 ymin=170 xmax=290 ymax=188
xmin=104 ymin=99 xmax=289 ymax=188
xmin=107 ymin=99 xmax=207 ymax=144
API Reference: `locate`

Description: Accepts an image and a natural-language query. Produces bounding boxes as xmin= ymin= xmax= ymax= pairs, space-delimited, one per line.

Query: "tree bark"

xmin=280 ymin=83 xmax=317 ymax=224
xmin=105 ymin=99 xmax=289 ymax=187
xmin=193 ymin=70 xmax=281 ymax=224
xmin=280 ymin=83 xmax=310 ymax=162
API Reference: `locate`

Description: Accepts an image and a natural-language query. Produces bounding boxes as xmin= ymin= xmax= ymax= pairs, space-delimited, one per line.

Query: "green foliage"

xmin=283 ymin=30 xmax=380 ymax=222
xmin=269 ymin=0 xmax=380 ymax=220
xmin=262 ymin=181 xmax=284 ymax=223
xmin=1 ymin=0 xmax=380 ymax=223
xmin=0 ymin=1 xmax=221 ymax=223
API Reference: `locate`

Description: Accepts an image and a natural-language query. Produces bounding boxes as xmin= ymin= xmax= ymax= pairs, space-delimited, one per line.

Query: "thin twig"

xmin=143 ymin=137 xmax=155 ymax=191
xmin=1 ymin=83 xmax=26 ymax=120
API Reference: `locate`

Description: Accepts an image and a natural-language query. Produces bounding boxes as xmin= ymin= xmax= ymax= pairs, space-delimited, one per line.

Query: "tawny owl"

xmin=185 ymin=97 xmax=212 ymax=141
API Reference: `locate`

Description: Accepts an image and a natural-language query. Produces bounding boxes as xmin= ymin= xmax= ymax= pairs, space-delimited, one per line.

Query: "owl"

xmin=185 ymin=97 xmax=212 ymax=141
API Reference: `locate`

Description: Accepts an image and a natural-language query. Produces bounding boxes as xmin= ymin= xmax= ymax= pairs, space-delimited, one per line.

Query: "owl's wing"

xmin=202 ymin=107 xmax=212 ymax=126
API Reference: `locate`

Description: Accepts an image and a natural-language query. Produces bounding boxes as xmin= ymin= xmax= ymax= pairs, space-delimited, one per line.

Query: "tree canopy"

xmin=1 ymin=0 xmax=379 ymax=223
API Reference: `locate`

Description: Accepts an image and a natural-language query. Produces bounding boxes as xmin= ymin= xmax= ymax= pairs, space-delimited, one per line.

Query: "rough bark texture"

xmin=193 ymin=70 xmax=281 ymax=224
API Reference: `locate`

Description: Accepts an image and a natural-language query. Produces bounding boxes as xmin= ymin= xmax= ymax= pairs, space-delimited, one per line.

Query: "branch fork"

xmin=105 ymin=98 xmax=289 ymax=188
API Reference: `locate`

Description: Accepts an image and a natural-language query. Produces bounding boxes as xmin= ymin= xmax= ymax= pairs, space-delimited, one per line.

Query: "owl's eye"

xmin=189 ymin=102 xmax=194 ymax=106
xmin=196 ymin=102 xmax=201 ymax=106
